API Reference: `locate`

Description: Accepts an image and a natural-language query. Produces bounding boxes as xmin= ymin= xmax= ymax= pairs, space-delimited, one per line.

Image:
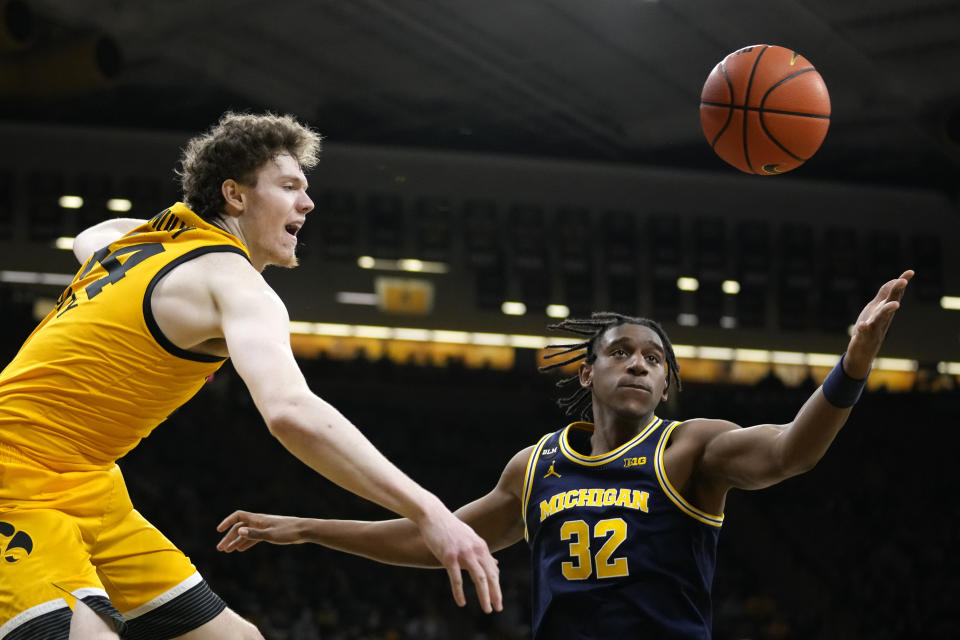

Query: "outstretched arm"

xmin=216 ymin=446 xmax=532 ymax=568
xmin=698 ymin=270 xmax=914 ymax=491
xmin=72 ymin=218 xmax=145 ymax=264
xmin=210 ymin=259 xmax=502 ymax=611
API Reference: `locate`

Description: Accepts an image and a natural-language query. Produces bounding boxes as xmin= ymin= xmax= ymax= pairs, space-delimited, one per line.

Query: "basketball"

xmin=700 ymin=44 xmax=831 ymax=175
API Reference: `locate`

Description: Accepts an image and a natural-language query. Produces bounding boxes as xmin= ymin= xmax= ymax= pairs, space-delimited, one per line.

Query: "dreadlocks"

xmin=538 ymin=312 xmax=682 ymax=421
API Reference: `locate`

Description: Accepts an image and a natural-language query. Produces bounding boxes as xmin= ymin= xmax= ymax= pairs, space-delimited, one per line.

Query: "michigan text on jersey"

xmin=539 ymin=488 xmax=650 ymax=522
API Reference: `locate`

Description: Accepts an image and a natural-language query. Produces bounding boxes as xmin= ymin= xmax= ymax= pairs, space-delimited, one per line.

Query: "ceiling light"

xmin=501 ymin=301 xmax=527 ymax=316
xmin=941 ymin=296 xmax=960 ymax=310
xmin=107 ymin=198 xmax=132 ymax=212
xmin=58 ymin=195 xmax=83 ymax=209
xmin=546 ymin=304 xmax=570 ymax=318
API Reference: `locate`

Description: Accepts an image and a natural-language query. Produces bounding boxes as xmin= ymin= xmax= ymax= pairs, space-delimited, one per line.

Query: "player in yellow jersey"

xmin=0 ymin=112 xmax=501 ymax=640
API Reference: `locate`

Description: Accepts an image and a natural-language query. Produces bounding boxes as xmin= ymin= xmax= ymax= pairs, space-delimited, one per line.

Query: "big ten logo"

xmin=623 ymin=456 xmax=647 ymax=468
xmin=0 ymin=521 xmax=34 ymax=564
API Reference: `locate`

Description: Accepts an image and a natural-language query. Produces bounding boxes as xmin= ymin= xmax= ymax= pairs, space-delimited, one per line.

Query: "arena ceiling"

xmin=3 ymin=0 xmax=960 ymax=198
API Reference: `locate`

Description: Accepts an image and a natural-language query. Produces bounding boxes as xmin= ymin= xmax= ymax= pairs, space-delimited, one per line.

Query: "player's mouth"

xmin=619 ymin=382 xmax=651 ymax=393
xmin=284 ymin=221 xmax=303 ymax=240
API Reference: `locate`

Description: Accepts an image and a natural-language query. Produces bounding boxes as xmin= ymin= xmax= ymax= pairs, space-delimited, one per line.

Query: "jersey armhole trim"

xmin=655 ymin=420 xmax=725 ymax=528
xmin=521 ymin=432 xmax=555 ymax=542
xmin=143 ymin=245 xmax=250 ymax=363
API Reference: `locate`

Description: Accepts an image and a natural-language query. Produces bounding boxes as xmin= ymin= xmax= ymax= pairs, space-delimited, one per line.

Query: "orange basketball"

xmin=700 ymin=44 xmax=830 ymax=175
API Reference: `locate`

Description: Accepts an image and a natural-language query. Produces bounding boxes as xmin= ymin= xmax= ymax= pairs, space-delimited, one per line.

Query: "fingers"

xmin=861 ymin=271 xmax=912 ymax=327
xmin=230 ymin=533 xmax=260 ymax=552
xmin=875 ymin=271 xmax=912 ymax=318
xmin=445 ymin=560 xmax=467 ymax=608
xmin=464 ymin=558 xmax=492 ymax=614
xmin=876 ymin=300 xmax=902 ymax=324
xmin=889 ymin=270 xmax=913 ymax=302
xmin=862 ymin=299 xmax=901 ymax=331
xmin=444 ymin=548 xmax=502 ymax=614
xmin=216 ymin=510 xmax=248 ymax=533
xmin=216 ymin=523 xmax=238 ymax=552
xmin=216 ymin=511 xmax=267 ymax=553
xmin=880 ymin=270 xmax=914 ymax=302
xmin=421 ymin=511 xmax=503 ymax=613
xmin=848 ymin=271 xmax=912 ymax=367
xmin=217 ymin=521 xmax=263 ymax=553
xmin=874 ymin=278 xmax=900 ymax=304
xmin=486 ymin=556 xmax=503 ymax=612
xmin=217 ymin=522 xmax=245 ymax=552
xmin=473 ymin=552 xmax=502 ymax=612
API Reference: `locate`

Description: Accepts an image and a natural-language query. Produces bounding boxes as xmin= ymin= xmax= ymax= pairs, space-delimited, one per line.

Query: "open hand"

xmin=216 ymin=510 xmax=305 ymax=553
xmin=846 ymin=270 xmax=913 ymax=377
xmin=416 ymin=508 xmax=503 ymax=614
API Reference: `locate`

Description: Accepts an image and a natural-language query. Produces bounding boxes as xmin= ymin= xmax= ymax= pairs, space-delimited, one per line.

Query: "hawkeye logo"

xmin=0 ymin=521 xmax=33 ymax=564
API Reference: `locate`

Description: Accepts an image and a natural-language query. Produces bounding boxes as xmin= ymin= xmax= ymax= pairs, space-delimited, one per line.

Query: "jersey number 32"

xmin=560 ymin=517 xmax=629 ymax=580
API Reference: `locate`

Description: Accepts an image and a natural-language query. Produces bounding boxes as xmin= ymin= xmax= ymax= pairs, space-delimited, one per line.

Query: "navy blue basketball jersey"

xmin=522 ymin=417 xmax=723 ymax=640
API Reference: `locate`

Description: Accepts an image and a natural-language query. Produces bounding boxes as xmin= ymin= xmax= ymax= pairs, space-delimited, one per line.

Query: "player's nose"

xmin=298 ymin=192 xmax=314 ymax=214
xmin=625 ymin=354 xmax=645 ymax=374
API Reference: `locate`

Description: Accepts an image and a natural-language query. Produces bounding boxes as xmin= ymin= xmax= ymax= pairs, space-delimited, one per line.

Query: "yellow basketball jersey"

xmin=0 ymin=203 xmax=249 ymax=471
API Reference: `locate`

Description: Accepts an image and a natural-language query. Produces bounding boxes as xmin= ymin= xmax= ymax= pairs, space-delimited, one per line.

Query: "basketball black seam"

xmin=763 ymin=67 xmax=816 ymax=97
xmin=700 ymin=101 xmax=830 ymax=120
xmin=742 ymin=45 xmax=770 ymax=173
xmin=759 ymin=67 xmax=827 ymax=164
xmin=710 ymin=63 xmax=736 ymax=147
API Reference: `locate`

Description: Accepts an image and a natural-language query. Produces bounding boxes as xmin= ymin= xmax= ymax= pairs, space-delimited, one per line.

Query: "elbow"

xmin=774 ymin=428 xmax=829 ymax=479
xmin=261 ymin=393 xmax=334 ymax=445
xmin=778 ymin=452 xmax=818 ymax=479
xmin=789 ymin=459 xmax=818 ymax=477
xmin=262 ymin=398 xmax=311 ymax=440
xmin=264 ymin=408 xmax=298 ymax=439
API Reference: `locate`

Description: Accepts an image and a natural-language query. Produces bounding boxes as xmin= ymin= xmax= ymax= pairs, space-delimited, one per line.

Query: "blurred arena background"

xmin=1 ymin=1 xmax=958 ymax=638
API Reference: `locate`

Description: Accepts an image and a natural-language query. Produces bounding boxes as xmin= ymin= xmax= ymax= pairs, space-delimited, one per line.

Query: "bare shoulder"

xmin=153 ymin=250 xmax=256 ymax=292
xmin=161 ymin=251 xmax=282 ymax=309
xmin=171 ymin=250 xmax=264 ymax=288
xmin=150 ymin=251 xmax=282 ymax=353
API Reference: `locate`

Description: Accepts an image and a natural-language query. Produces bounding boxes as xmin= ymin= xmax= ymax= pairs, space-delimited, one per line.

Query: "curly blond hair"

xmin=177 ymin=112 xmax=322 ymax=221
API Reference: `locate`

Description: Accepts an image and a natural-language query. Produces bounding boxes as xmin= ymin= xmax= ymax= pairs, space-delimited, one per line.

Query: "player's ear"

xmin=221 ymin=179 xmax=244 ymax=216
xmin=578 ymin=362 xmax=593 ymax=389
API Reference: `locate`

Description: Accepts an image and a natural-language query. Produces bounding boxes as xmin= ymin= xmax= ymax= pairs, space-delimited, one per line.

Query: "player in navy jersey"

xmin=217 ymin=270 xmax=913 ymax=639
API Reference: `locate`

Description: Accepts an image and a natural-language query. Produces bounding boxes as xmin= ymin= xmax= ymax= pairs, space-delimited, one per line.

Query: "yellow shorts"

xmin=0 ymin=453 xmax=225 ymax=639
